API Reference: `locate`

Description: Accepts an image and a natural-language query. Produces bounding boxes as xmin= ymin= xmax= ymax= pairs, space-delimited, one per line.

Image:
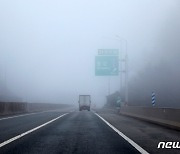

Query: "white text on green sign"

xmin=95 ymin=56 xmax=119 ymax=76
xmin=98 ymin=49 xmax=119 ymax=56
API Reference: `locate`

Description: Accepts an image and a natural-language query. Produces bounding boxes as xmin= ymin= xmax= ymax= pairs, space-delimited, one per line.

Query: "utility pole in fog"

xmin=125 ymin=49 xmax=128 ymax=104
xmin=116 ymin=36 xmax=128 ymax=105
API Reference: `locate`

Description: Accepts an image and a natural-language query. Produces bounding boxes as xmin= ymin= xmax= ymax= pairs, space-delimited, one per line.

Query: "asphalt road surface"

xmin=0 ymin=110 xmax=179 ymax=154
xmin=96 ymin=109 xmax=180 ymax=154
xmin=0 ymin=110 xmax=142 ymax=154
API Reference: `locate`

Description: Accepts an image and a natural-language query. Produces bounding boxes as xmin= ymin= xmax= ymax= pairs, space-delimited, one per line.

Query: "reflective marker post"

xmin=152 ymin=92 xmax=155 ymax=107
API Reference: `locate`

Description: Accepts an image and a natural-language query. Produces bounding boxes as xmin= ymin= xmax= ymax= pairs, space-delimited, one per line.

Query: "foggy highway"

xmin=0 ymin=110 xmax=141 ymax=154
xmin=0 ymin=0 xmax=180 ymax=154
xmin=0 ymin=110 xmax=179 ymax=154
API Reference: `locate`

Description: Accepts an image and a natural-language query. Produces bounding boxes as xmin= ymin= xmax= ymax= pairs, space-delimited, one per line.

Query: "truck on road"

xmin=78 ymin=95 xmax=91 ymax=111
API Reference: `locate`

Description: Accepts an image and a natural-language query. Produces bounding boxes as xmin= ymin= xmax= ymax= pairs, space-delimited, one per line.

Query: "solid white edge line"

xmin=0 ymin=112 xmax=41 ymax=121
xmin=95 ymin=113 xmax=149 ymax=154
xmin=0 ymin=113 xmax=68 ymax=148
xmin=0 ymin=109 xmax=71 ymax=121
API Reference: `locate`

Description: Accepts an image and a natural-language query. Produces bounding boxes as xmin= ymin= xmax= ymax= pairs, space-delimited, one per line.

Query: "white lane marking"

xmin=0 ymin=113 xmax=68 ymax=148
xmin=95 ymin=113 xmax=149 ymax=154
xmin=0 ymin=112 xmax=42 ymax=121
xmin=0 ymin=109 xmax=69 ymax=121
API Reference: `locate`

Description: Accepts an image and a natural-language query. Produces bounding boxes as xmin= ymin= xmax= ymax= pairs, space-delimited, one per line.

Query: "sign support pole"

xmin=108 ymin=76 xmax=111 ymax=95
xmin=125 ymin=52 xmax=128 ymax=105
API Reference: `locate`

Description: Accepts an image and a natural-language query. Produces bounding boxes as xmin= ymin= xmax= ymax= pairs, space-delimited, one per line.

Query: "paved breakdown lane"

xmin=0 ymin=111 xmax=140 ymax=154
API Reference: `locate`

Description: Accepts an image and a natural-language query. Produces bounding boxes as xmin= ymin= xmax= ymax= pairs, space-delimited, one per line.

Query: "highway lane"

xmin=0 ymin=109 xmax=75 ymax=144
xmin=0 ymin=111 xmax=141 ymax=154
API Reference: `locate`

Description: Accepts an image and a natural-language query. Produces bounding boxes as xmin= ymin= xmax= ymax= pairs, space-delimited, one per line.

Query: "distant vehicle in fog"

xmin=78 ymin=95 xmax=91 ymax=111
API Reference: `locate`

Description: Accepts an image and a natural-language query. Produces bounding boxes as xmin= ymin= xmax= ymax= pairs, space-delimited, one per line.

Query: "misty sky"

xmin=0 ymin=0 xmax=179 ymax=106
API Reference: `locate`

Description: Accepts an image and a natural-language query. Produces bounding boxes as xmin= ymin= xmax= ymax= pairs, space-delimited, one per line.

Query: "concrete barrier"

xmin=0 ymin=102 xmax=74 ymax=116
xmin=0 ymin=102 xmax=27 ymax=116
xmin=27 ymin=103 xmax=73 ymax=112
xmin=120 ymin=106 xmax=180 ymax=130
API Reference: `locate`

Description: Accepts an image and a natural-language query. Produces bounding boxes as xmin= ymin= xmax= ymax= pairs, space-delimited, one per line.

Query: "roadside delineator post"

xmin=152 ymin=92 xmax=155 ymax=107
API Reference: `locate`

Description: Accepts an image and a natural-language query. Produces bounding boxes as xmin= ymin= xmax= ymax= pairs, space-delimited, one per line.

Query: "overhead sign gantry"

xmin=95 ymin=49 xmax=119 ymax=76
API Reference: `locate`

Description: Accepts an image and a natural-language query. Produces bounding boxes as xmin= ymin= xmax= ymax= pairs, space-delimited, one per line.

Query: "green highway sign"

xmin=95 ymin=56 xmax=119 ymax=76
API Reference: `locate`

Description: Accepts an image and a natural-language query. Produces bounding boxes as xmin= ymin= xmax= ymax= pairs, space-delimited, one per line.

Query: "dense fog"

xmin=0 ymin=0 xmax=180 ymax=108
xmin=129 ymin=1 xmax=180 ymax=108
